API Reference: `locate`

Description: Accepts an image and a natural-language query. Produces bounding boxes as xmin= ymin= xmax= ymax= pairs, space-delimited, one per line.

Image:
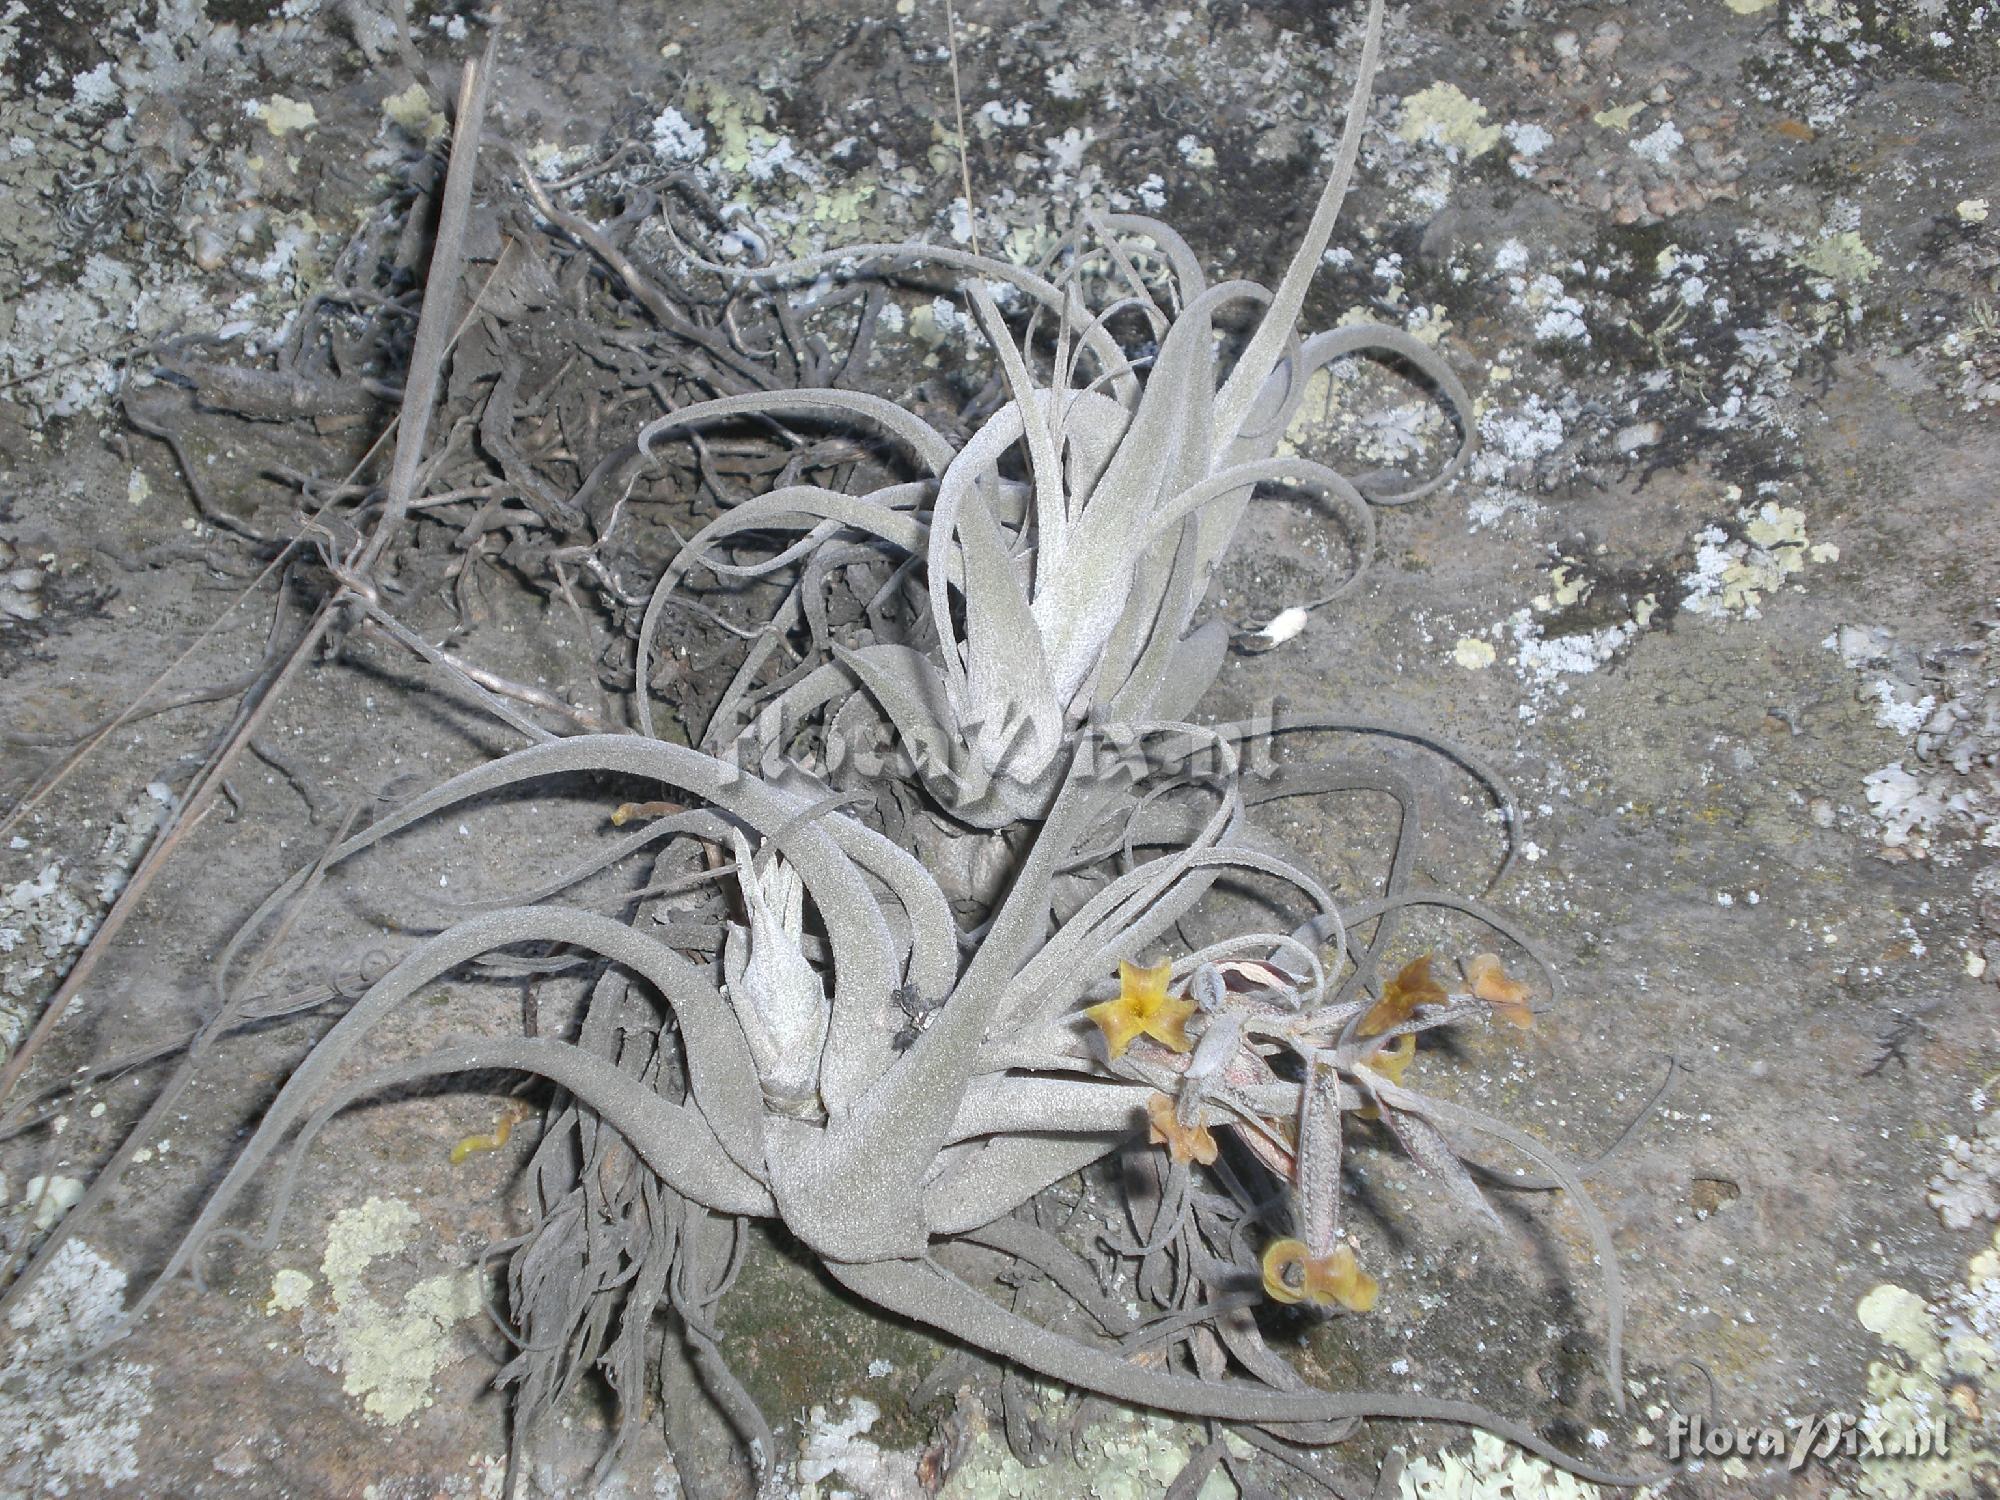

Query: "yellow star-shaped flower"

xmin=1260 ymin=1239 xmax=1379 ymax=1312
xmin=1085 ymin=959 xmax=1196 ymax=1060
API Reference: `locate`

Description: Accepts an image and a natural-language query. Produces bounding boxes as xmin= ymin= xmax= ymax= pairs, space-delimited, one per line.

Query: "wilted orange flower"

xmin=1359 ymin=955 xmax=1446 ymax=1037
xmin=1145 ymin=1093 xmax=1218 ymax=1165
xmin=1261 ymin=1238 xmax=1379 ymax=1311
xmin=1466 ymin=951 xmax=1534 ymax=1029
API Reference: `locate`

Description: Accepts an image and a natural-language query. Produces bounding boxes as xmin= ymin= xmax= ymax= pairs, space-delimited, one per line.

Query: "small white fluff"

xmin=1250 ymin=606 xmax=1310 ymax=647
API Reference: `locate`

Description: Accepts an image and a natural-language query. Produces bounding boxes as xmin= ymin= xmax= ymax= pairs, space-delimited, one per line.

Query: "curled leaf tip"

xmin=450 ymin=1101 xmax=528 ymax=1165
xmin=610 ymin=799 xmax=679 ymax=828
xmin=1084 ymin=958 xmax=1195 ymax=1059
xmin=1261 ymin=1239 xmax=1379 ymax=1312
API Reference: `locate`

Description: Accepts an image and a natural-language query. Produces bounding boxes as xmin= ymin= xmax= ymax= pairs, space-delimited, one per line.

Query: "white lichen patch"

xmin=1484 ymin=552 xmax=1676 ymax=716
xmin=939 ymin=1405 xmax=1237 ymax=1500
xmin=1278 ymin=354 xmax=1457 ymax=479
xmin=1174 ymin=132 xmax=1216 ymax=170
xmin=1398 ymin=1430 xmax=1657 ymax=1499
xmin=1931 ymin=1108 xmax=2000 ymax=1230
xmin=1630 ymin=120 xmax=1684 ymax=166
xmin=1934 ymin=309 xmax=2000 ymax=412
xmin=1491 ymin=245 xmax=1592 ymax=345
xmin=1827 ymin=620 xmax=2000 ymax=860
xmin=1466 ymin=392 xmax=1566 ymax=528
xmin=0 ymin=1240 xmax=154 ymax=1494
xmin=1502 ymin=120 xmax=1553 ymax=176
xmin=290 ymin=1196 xmax=484 ymax=1426
xmin=1506 ymin=607 xmax=1638 ymax=705
xmin=649 ymin=105 xmax=707 ymax=164
xmin=1863 ymin=764 xmax=1950 ymax=857
xmin=1 ymin=784 xmax=175 ymax=1020
xmin=1682 ymin=493 xmax=1819 ymax=620
xmin=0 ymin=0 xmax=348 ymax=416
xmin=796 ymin=1397 xmax=919 ymax=1498
xmin=1 ymin=252 xmax=213 ymax=418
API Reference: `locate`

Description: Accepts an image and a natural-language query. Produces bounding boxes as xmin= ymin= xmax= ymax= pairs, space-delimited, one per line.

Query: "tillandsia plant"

xmin=98 ymin=723 xmax=1646 ymax=1492
xmin=1 ymin=0 xmax=1667 ymax=1493
xmin=598 ymin=0 xmax=1472 ymax=829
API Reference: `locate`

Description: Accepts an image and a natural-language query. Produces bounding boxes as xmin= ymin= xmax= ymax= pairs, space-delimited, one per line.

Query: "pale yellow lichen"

xmin=264 ymin=1268 xmax=313 ymax=1315
xmin=251 ymin=96 xmax=317 ymax=137
xmin=308 ymin=1196 xmax=483 ymax=1426
xmin=1688 ymin=497 xmax=1819 ymax=619
xmin=333 ymin=1272 xmax=483 ymax=1424
xmin=382 ymin=82 xmax=447 ymax=144
xmin=1592 ymin=102 xmax=1647 ymax=132
xmin=1797 ymin=231 xmax=1880 ymax=289
xmin=689 ymin=82 xmax=777 ymax=177
xmin=1453 ymin=637 xmax=1497 ymax=670
xmin=1534 ymin=564 xmax=1592 ymax=611
xmin=1396 ymin=83 xmax=1503 ymax=158
xmin=1744 ymin=504 xmax=1808 ymax=552
xmin=22 ymin=1174 xmax=83 ymax=1231
xmin=803 ymin=183 xmax=875 ymax=234
xmin=1720 ymin=505 xmax=1807 ymax=610
xmin=321 ymin=1196 xmax=418 ymax=1285
xmin=1837 ymin=1227 xmax=2000 ymax=1498
xmin=1857 ymin=1283 xmax=1936 ymax=1364
xmin=1003 ymin=222 xmax=1060 ymax=270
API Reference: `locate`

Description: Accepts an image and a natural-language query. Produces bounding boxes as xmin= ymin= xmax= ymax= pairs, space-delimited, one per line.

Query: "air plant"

xmin=13 ymin=0 xmax=1666 ymax=1492
xmin=106 ymin=725 xmax=1644 ymax=1491
xmin=606 ymin=0 xmax=1471 ymax=828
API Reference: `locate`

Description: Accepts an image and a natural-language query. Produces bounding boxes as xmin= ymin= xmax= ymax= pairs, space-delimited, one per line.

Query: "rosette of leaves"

xmin=608 ymin=0 xmax=1471 ymax=827
xmin=96 ymin=721 xmax=1644 ymax=1490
